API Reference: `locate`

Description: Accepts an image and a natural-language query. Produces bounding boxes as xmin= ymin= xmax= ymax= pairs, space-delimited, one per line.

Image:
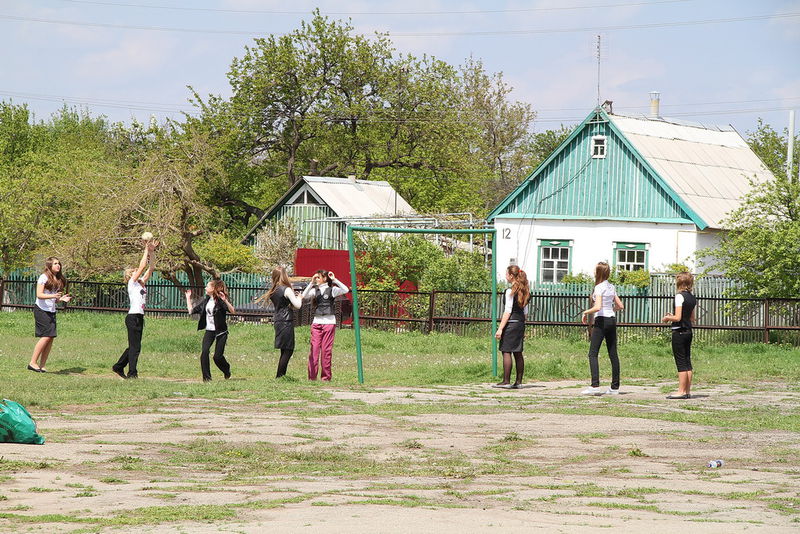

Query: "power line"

xmin=1 ymin=11 xmax=797 ymax=38
xmin=3 ymin=89 xmax=797 ymax=120
xmin=394 ymin=13 xmax=800 ymax=37
xmin=50 ymin=0 xmax=696 ymax=16
xmin=0 ymin=90 xmax=196 ymax=113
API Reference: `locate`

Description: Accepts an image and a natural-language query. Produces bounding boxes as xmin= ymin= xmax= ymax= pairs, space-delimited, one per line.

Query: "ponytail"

xmin=507 ymin=265 xmax=531 ymax=308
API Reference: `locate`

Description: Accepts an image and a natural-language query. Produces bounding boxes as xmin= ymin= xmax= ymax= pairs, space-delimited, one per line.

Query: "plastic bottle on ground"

xmin=706 ymin=459 xmax=724 ymax=468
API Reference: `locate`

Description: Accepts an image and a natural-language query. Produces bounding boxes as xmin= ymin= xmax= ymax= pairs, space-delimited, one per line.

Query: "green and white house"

xmin=242 ymin=175 xmax=415 ymax=250
xmin=488 ymin=104 xmax=774 ymax=283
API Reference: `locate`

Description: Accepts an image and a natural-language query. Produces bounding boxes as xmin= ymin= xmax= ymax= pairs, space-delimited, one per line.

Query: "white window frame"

xmin=591 ymin=135 xmax=607 ymax=159
xmin=614 ymin=242 xmax=648 ymax=271
xmin=539 ymin=240 xmax=572 ymax=283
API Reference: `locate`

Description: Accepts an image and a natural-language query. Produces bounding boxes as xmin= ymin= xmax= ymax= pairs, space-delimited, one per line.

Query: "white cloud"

xmin=76 ymin=35 xmax=177 ymax=80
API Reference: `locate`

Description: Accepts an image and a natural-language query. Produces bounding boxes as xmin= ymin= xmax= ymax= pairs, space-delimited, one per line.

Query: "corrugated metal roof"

xmin=610 ymin=114 xmax=773 ymax=229
xmin=303 ymin=176 xmax=416 ymax=218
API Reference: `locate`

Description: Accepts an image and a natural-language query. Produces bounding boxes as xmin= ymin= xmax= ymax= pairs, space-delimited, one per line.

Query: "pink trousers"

xmin=308 ymin=323 xmax=336 ymax=380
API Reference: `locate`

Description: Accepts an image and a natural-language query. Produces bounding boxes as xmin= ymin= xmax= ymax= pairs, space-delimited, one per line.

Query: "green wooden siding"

xmin=495 ymin=115 xmax=693 ymax=223
xmin=271 ymin=204 xmax=346 ymax=250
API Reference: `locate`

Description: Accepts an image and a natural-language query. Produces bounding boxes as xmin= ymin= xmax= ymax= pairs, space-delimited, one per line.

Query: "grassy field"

xmin=1 ymin=311 xmax=799 ymax=410
xmin=0 ymin=311 xmax=799 ymax=533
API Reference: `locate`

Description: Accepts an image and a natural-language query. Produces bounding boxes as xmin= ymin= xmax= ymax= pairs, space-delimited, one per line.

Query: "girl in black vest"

xmin=493 ymin=265 xmax=531 ymax=389
xmin=661 ymin=272 xmax=697 ymax=399
xmin=263 ymin=267 xmax=302 ymax=378
xmin=184 ymin=279 xmax=234 ymax=382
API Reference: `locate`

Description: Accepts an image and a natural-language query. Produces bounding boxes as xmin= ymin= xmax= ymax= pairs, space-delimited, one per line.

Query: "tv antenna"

xmin=596 ymin=34 xmax=601 ymax=106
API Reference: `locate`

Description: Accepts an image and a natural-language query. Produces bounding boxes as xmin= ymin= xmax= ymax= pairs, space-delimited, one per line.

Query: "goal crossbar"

xmin=346 ymin=226 xmax=498 ymax=384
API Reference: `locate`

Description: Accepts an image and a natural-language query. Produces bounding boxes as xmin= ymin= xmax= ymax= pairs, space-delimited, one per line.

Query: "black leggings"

xmin=114 ymin=313 xmax=144 ymax=377
xmin=201 ymin=330 xmax=230 ymax=381
xmin=587 ymin=316 xmax=620 ymax=389
xmin=276 ymin=348 xmax=293 ymax=378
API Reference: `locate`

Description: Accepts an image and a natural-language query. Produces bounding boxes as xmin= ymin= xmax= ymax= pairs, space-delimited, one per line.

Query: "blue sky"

xmin=2 ymin=0 xmax=799 ymax=136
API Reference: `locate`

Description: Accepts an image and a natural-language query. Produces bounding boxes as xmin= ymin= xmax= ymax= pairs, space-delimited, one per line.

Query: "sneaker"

xmin=605 ymin=388 xmax=620 ymax=395
xmin=492 ymin=383 xmax=513 ymax=389
xmin=224 ymin=372 xmax=231 ymax=380
xmin=581 ymin=386 xmax=603 ymax=395
xmin=112 ymin=366 xmax=126 ymax=379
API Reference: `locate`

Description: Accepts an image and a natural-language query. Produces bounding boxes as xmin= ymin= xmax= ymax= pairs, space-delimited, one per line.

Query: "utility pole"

xmin=788 ymin=110 xmax=796 ymax=182
xmin=596 ymin=34 xmax=601 ymax=106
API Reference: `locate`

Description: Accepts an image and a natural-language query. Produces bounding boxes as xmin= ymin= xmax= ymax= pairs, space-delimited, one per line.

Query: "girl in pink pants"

xmin=302 ymin=270 xmax=349 ymax=381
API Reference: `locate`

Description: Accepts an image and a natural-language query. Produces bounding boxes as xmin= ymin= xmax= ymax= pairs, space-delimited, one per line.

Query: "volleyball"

xmin=141 ymin=231 xmax=154 ymax=241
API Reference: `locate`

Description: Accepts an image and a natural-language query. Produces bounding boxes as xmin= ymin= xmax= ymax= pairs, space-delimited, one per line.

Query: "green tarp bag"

xmin=0 ymin=399 xmax=45 ymax=445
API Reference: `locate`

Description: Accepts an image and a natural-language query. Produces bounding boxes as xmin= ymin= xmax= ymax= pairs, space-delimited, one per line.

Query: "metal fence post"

xmin=0 ymin=278 xmax=4 ymax=310
xmin=763 ymin=298 xmax=770 ymax=344
xmin=427 ymin=291 xmax=436 ymax=334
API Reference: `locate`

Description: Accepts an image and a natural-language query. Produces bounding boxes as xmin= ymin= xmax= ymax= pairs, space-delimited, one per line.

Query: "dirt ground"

xmin=1 ymin=380 xmax=799 ymax=533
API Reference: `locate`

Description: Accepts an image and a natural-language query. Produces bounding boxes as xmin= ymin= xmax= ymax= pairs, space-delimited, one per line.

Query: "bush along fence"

xmin=3 ymin=277 xmax=799 ymax=344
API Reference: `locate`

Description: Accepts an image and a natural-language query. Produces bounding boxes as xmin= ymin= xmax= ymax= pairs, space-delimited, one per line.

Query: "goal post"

xmin=346 ymin=226 xmax=498 ymax=384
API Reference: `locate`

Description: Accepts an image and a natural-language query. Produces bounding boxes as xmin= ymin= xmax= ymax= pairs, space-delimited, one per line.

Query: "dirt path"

xmin=1 ymin=381 xmax=798 ymax=533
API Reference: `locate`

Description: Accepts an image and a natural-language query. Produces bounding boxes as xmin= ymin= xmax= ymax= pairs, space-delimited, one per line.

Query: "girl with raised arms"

xmin=301 ymin=269 xmax=349 ymax=381
xmin=112 ymin=239 xmax=157 ymax=379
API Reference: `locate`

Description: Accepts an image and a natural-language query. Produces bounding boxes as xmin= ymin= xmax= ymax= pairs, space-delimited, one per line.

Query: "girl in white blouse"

xmin=28 ymin=257 xmax=71 ymax=372
xmin=580 ymin=262 xmax=624 ymax=395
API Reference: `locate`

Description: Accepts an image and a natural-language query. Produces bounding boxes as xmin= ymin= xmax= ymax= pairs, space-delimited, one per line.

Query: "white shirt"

xmin=503 ymin=288 xmax=529 ymax=316
xmin=302 ymin=279 xmax=349 ymax=325
xmin=205 ymin=298 xmax=216 ymax=331
xmin=284 ymin=286 xmax=303 ymax=309
xmin=127 ymin=279 xmax=146 ymax=315
xmin=35 ymin=274 xmax=58 ymax=313
xmin=593 ymin=281 xmax=617 ymax=318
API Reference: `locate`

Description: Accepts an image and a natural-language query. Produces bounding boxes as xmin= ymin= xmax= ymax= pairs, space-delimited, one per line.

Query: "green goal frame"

xmin=346 ymin=226 xmax=498 ymax=384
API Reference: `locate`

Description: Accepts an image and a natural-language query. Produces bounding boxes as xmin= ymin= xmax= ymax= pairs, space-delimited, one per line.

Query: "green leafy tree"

xmin=419 ymin=250 xmax=491 ymax=291
xmin=702 ymin=121 xmax=800 ymax=297
xmin=190 ymin=12 xmax=536 ymax=225
xmin=747 ymin=119 xmax=800 ymax=180
xmin=194 ymin=233 xmax=260 ymax=274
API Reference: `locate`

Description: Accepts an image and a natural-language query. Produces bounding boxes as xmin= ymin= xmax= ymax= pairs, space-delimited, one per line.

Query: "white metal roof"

xmin=610 ymin=114 xmax=774 ymax=229
xmin=303 ymin=176 xmax=416 ymax=217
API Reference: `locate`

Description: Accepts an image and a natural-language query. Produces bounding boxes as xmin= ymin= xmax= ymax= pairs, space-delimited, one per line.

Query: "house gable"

xmin=488 ymin=109 xmax=706 ymax=229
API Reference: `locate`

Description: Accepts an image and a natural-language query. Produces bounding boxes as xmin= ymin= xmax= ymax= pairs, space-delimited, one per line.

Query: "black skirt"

xmin=499 ymin=320 xmax=525 ymax=353
xmin=34 ymin=307 xmax=57 ymax=338
xmin=274 ymin=321 xmax=295 ymax=350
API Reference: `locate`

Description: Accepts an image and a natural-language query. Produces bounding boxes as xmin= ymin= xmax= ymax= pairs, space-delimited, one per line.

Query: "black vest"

xmin=672 ymin=290 xmax=696 ymax=331
xmin=505 ymin=290 xmax=526 ymax=322
xmin=270 ymin=285 xmax=293 ymax=323
xmin=314 ymin=285 xmax=334 ymax=316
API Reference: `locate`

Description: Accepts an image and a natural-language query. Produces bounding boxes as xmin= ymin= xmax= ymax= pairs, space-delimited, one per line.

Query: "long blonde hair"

xmin=594 ymin=262 xmax=611 ymax=286
xmin=265 ymin=267 xmax=292 ymax=300
xmin=507 ymin=265 xmax=531 ymax=308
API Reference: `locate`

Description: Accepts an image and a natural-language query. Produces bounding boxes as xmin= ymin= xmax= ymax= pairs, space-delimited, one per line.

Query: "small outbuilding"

xmin=488 ymin=101 xmax=774 ymax=282
xmin=242 ymin=175 xmax=416 ymax=250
